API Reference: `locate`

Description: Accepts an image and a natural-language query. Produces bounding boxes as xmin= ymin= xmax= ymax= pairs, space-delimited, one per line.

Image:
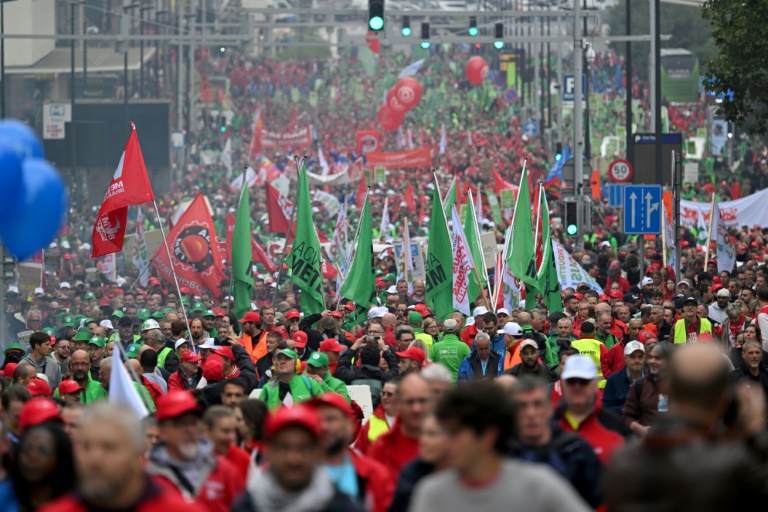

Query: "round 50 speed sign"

xmin=608 ymin=159 xmax=633 ymax=183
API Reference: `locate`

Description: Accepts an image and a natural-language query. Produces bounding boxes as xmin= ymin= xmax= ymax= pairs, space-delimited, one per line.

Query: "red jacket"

xmin=603 ymin=340 xmax=627 ymax=379
xmin=349 ymin=449 xmax=395 ymax=512
xmin=354 ymin=404 xmax=389 ymax=455
xmin=557 ymin=401 xmax=625 ymax=465
xmin=225 ymin=445 xmax=253 ymax=487
xmin=459 ymin=324 xmax=479 ymax=347
xmin=167 ymin=370 xmax=192 ymax=391
xmin=368 ymin=419 xmax=419 ymax=478
xmin=38 ymin=477 xmax=208 ymax=512
xmin=140 ymin=376 xmax=164 ymax=404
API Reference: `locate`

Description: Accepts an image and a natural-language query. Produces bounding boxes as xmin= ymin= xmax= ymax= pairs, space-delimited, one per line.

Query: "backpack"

xmin=352 ymin=379 xmax=383 ymax=409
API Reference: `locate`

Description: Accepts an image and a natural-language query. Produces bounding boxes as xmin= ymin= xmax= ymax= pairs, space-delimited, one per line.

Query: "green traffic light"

xmin=566 ymin=224 xmax=578 ymax=236
xmin=220 ymin=126 xmax=227 ymax=133
xmin=369 ymin=16 xmax=384 ymax=31
xmin=402 ymin=27 xmax=411 ymax=36
xmin=468 ymin=27 xmax=478 ymax=36
xmin=421 ymin=41 xmax=430 ymax=49
xmin=494 ymin=40 xmax=504 ymax=49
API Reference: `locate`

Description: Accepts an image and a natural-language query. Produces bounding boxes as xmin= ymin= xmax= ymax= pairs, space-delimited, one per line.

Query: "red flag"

xmin=493 ymin=168 xmax=515 ymax=191
xmin=290 ymin=106 xmax=298 ymax=129
xmin=249 ymin=107 xmax=263 ymax=160
xmin=152 ymin=193 xmax=227 ymax=299
xmin=226 ymin=213 xmax=236 ymax=263
xmin=544 ymin=177 xmax=561 ymax=199
xmin=266 ymin=182 xmax=293 ymax=234
xmin=366 ymin=32 xmax=380 ymax=55
xmin=227 ymin=213 xmax=278 ymax=273
xmin=403 ymin=182 xmax=416 ymax=213
xmin=356 ymin=171 xmax=367 ymax=210
xmin=92 ymin=123 xmax=155 ymax=258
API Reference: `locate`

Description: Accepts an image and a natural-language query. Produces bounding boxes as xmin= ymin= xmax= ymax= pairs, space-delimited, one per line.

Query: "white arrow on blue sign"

xmin=522 ymin=121 xmax=539 ymax=137
xmin=608 ymin=184 xmax=624 ymax=208
xmin=623 ymin=184 xmax=662 ymax=234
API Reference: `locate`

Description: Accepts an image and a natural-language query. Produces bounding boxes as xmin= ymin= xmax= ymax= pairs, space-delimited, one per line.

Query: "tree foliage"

xmin=602 ymin=0 xmax=715 ymax=82
xmin=702 ymin=0 xmax=768 ymax=133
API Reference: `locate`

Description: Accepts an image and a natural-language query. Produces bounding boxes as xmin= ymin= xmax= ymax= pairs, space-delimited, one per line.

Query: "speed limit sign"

xmin=608 ymin=159 xmax=633 ymax=183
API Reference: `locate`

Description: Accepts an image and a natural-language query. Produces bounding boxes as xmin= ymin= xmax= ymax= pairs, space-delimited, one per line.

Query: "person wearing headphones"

xmin=260 ymin=347 xmax=324 ymax=410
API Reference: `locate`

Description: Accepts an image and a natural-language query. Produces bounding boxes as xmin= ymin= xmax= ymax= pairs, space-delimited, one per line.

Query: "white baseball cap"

xmin=198 ymin=338 xmax=217 ymax=349
xmin=116 ymin=277 xmax=127 ymax=287
xmin=496 ymin=308 xmax=510 ymax=316
xmin=641 ymin=277 xmax=654 ymax=287
xmin=367 ymin=306 xmax=387 ymax=320
xmin=386 ymin=285 xmax=397 ymax=294
xmin=99 ymin=319 xmax=114 ymax=330
xmin=561 ymin=354 xmax=597 ymax=380
xmin=624 ymin=340 xmax=646 ymax=356
xmin=716 ymin=288 xmax=731 ymax=298
xmin=473 ymin=306 xmax=489 ymax=317
xmin=33 ymin=287 xmax=44 ymax=295
xmin=60 ymin=282 xmax=71 ymax=289
xmin=503 ymin=322 xmax=523 ymax=337
xmin=174 ymin=339 xmax=190 ymax=350
xmin=519 ymin=339 xmax=539 ymax=352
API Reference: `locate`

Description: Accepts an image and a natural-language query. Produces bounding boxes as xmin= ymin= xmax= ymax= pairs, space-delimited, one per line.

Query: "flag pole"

xmin=271 ymin=156 xmax=303 ymax=305
xmin=152 ymin=201 xmax=193 ymax=346
xmin=661 ymin=209 xmax=668 ymax=268
xmin=704 ymin=193 xmax=716 ymax=270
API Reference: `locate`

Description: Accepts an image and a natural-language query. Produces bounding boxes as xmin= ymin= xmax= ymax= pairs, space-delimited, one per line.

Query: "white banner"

xmin=313 ymin=190 xmax=340 ymax=217
xmin=714 ymin=200 xmax=737 ymax=273
xmin=229 ymin=166 xmax=258 ymax=191
xmin=681 ymin=188 xmax=768 ymax=229
xmin=663 ymin=203 xmax=676 ymax=271
xmin=451 ymin=207 xmax=474 ymax=316
xmin=552 ymin=240 xmax=603 ymax=294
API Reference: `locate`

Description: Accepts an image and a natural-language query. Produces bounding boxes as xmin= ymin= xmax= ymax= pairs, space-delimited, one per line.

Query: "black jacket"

xmin=508 ymin=426 xmax=604 ymax=508
xmin=732 ymin=363 xmax=768 ymax=415
xmin=388 ymin=458 xmax=435 ymax=512
xmin=335 ymin=348 xmax=399 ymax=385
xmin=299 ymin=313 xmax=325 ymax=352
xmin=505 ymin=362 xmax=558 ymax=382
xmin=200 ymin=344 xmax=259 ymax=405
xmin=232 ymin=487 xmax=364 ymax=512
xmin=464 ymin=350 xmax=502 ymax=381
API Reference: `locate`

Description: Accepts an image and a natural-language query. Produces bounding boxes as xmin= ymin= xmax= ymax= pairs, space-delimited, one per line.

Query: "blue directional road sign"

xmin=608 ymin=184 xmax=624 ymax=208
xmin=522 ymin=120 xmax=539 ymax=137
xmin=623 ymin=185 xmax=662 ymax=234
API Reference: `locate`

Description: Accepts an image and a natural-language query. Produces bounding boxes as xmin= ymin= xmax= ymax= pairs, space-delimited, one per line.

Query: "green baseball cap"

xmin=275 ymin=348 xmax=299 ymax=360
xmin=62 ymin=315 xmax=75 ymax=327
xmin=88 ymin=336 xmax=106 ymax=348
xmin=163 ymin=308 xmax=176 ymax=314
xmin=408 ymin=311 xmax=423 ymax=324
xmin=42 ymin=327 xmax=54 ymax=335
xmin=4 ymin=343 xmax=22 ymax=355
xmin=181 ymin=297 xmax=190 ymax=306
xmin=74 ymin=328 xmax=92 ymax=342
xmin=74 ymin=315 xmax=85 ymax=326
xmin=191 ymin=302 xmax=205 ymax=312
xmin=136 ymin=308 xmax=150 ymax=321
xmin=125 ymin=343 xmax=141 ymax=358
xmin=84 ymin=292 xmax=96 ymax=300
xmin=307 ymin=351 xmax=329 ymax=368
xmin=151 ymin=311 xmax=165 ymax=320
xmin=83 ymin=317 xmax=96 ymax=326
xmin=382 ymin=274 xmax=397 ymax=283
xmin=203 ymin=309 xmax=216 ymax=317
xmin=111 ymin=310 xmax=125 ymax=319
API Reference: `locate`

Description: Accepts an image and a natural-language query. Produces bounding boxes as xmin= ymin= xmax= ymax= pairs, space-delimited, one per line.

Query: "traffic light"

xmin=468 ymin=16 xmax=478 ymax=36
xmin=494 ymin=23 xmax=504 ymax=49
xmin=368 ymin=0 xmax=384 ymax=31
xmin=401 ymin=16 xmax=411 ymax=36
xmin=564 ymin=200 xmax=579 ymax=236
xmin=1 ymin=250 xmax=14 ymax=282
xmin=421 ymin=22 xmax=430 ymax=49
xmin=555 ymin=142 xmax=563 ymax=161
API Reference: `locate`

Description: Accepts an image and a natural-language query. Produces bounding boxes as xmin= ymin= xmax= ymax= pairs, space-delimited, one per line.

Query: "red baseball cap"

xmin=264 ymin=404 xmax=321 ymax=441
xmin=395 ymin=347 xmax=426 ymax=364
xmin=573 ymin=293 xmax=584 ymax=300
xmin=212 ymin=308 xmax=226 ymax=317
xmin=57 ymin=379 xmax=84 ymax=395
xmin=712 ymin=284 xmax=723 ymax=292
xmin=599 ymin=294 xmax=610 ymax=302
xmin=2 ymin=362 xmax=17 ymax=379
xmin=637 ymin=330 xmax=657 ymax=344
xmin=286 ymin=310 xmax=301 ymax=320
xmin=609 ymin=290 xmax=624 ymax=299
xmin=213 ymin=347 xmax=234 ymax=361
xmin=27 ymin=378 xmax=51 ymax=397
xmin=179 ymin=286 xmax=192 ymax=294
xmin=293 ymin=330 xmax=308 ymax=348
xmin=238 ymin=312 xmax=261 ymax=323
xmin=182 ymin=351 xmax=202 ymax=363
xmin=202 ymin=355 xmax=224 ymax=382
xmin=308 ymin=392 xmax=353 ymax=417
xmin=19 ymin=397 xmax=62 ymax=431
xmin=156 ymin=391 xmax=202 ymax=422
xmin=331 ymin=311 xmax=342 ymax=319
xmin=148 ymin=277 xmax=161 ymax=286
xmin=375 ymin=278 xmax=386 ymax=288
xmin=414 ymin=304 xmax=430 ymax=317
xmin=343 ymin=303 xmax=356 ymax=312
xmin=319 ymin=339 xmax=346 ymax=353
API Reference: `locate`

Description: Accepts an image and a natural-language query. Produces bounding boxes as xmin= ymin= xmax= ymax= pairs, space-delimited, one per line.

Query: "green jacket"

xmin=54 ymin=375 xmax=107 ymax=404
xmin=429 ymin=333 xmax=471 ymax=382
xmin=157 ymin=346 xmax=173 ymax=369
xmin=544 ymin=335 xmax=576 ymax=369
xmin=260 ymin=374 xmax=324 ymax=410
xmin=317 ymin=371 xmax=351 ymax=403
xmin=595 ymin=331 xmax=619 ymax=350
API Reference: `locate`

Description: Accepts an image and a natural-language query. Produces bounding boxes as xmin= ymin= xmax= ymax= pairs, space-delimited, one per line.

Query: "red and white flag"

xmin=266 ymin=182 xmax=293 ymax=234
xmin=451 ymin=206 xmax=475 ymax=316
xmin=91 ymin=123 xmax=155 ymax=258
xmin=152 ymin=193 xmax=227 ymax=299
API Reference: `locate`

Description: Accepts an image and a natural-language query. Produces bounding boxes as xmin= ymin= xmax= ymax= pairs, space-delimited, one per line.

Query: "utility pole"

xmin=625 ymin=0 xmax=633 ymax=165
xmin=653 ymin=0 xmax=662 ymax=185
xmin=573 ymin=0 xmax=584 ymax=250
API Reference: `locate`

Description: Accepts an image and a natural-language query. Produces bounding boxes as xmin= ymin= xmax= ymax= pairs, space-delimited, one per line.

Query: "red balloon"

xmin=395 ymin=77 xmax=423 ymax=109
xmin=377 ymin=104 xmax=404 ymax=131
xmin=465 ymin=56 xmax=489 ymax=85
xmin=386 ymin=88 xmax=408 ymax=113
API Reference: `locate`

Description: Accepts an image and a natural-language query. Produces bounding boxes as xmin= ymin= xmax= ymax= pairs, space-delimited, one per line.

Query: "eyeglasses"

xmin=368 ymin=330 xmax=384 ymax=335
xmin=399 ymin=337 xmax=414 ymax=343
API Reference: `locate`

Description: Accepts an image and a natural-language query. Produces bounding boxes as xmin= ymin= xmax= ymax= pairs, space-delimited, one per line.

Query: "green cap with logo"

xmin=163 ymin=308 xmax=176 ymax=314
xmin=125 ymin=343 xmax=141 ymax=358
xmin=83 ymin=292 xmax=96 ymax=300
xmin=181 ymin=297 xmax=190 ymax=306
xmin=73 ymin=315 xmax=85 ymax=327
xmin=83 ymin=317 xmax=96 ymax=326
xmin=74 ymin=328 xmax=92 ymax=342
xmin=111 ymin=310 xmax=125 ymax=319
xmin=192 ymin=302 xmax=205 ymax=313
xmin=62 ymin=315 xmax=75 ymax=327
xmin=275 ymin=348 xmax=299 ymax=359
xmin=42 ymin=327 xmax=54 ymax=335
xmin=203 ymin=309 xmax=216 ymax=317
xmin=151 ymin=311 xmax=165 ymax=320
xmin=307 ymin=351 xmax=329 ymax=368
xmin=88 ymin=336 xmax=106 ymax=348
xmin=136 ymin=308 xmax=150 ymax=321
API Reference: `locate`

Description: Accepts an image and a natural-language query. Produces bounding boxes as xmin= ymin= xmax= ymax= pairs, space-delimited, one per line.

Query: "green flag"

xmin=536 ymin=185 xmax=562 ymax=313
xmin=426 ymin=182 xmax=454 ymax=320
xmin=443 ymin=178 xmax=457 ymax=218
xmin=506 ymin=164 xmax=538 ymax=291
xmin=340 ymin=192 xmax=376 ymax=308
xmin=464 ymin=189 xmax=488 ymax=308
xmin=287 ymin=162 xmax=325 ymax=315
xmin=232 ymin=181 xmax=254 ymax=319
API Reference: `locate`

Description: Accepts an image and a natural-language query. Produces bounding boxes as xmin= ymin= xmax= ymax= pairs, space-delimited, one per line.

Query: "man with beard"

xmin=309 ymin=393 xmax=393 ymax=512
xmin=38 ymin=403 xmax=205 ymax=512
xmin=189 ymin=318 xmax=206 ymax=347
xmin=237 ymin=312 xmax=267 ymax=362
xmin=256 ymin=331 xmax=282 ymax=384
xmin=146 ymin=391 xmax=244 ymax=512
xmin=60 ymin=349 xmax=106 ymax=404
xmin=506 ymin=340 xmax=557 ymax=382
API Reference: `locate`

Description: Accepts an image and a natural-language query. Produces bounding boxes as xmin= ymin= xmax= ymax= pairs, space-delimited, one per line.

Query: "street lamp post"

xmin=140 ymin=4 xmax=154 ymax=98
xmin=585 ymin=44 xmax=595 ymax=160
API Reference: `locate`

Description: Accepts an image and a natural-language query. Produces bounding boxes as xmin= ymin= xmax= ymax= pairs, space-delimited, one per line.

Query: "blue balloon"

xmin=0 ymin=119 xmax=44 ymax=160
xmin=0 ymin=159 xmax=67 ymax=260
xmin=0 ymin=140 xmax=23 ymax=219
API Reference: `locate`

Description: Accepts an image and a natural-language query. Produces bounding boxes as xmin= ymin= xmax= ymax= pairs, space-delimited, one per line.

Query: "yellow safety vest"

xmin=571 ymin=337 xmax=607 ymax=389
xmin=367 ymin=414 xmax=390 ymax=444
xmin=673 ymin=318 xmax=712 ymax=344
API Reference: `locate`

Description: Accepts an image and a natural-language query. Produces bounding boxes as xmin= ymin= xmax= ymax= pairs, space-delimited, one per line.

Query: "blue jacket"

xmin=472 ymin=334 xmax=506 ymax=361
xmin=602 ymin=367 xmax=644 ymax=414
xmin=457 ymin=350 xmax=504 ymax=382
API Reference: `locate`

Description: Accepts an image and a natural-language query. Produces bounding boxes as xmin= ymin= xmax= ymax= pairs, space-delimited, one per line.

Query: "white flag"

xmin=551 ymin=239 xmax=603 ymax=293
xmin=439 ymin=123 xmax=447 ymax=155
xmin=662 ymin=203 xmax=676 ymax=272
xmin=330 ymin=203 xmax=349 ymax=275
xmin=109 ymin=355 xmax=149 ymax=419
xmin=696 ymin=208 xmax=709 ymax=250
xmin=714 ymin=199 xmax=737 ymax=273
xmin=380 ymin=197 xmax=391 ymax=240
xmin=229 ymin=167 xmax=258 ymax=191
xmin=220 ymin=137 xmax=233 ymax=179
xmin=398 ymin=58 xmax=425 ymax=79
xmin=318 ymin=146 xmax=331 ymax=176
xmin=101 ymin=254 xmax=117 ymax=282
xmin=132 ymin=208 xmax=149 ymax=288
xmin=313 ymin=190 xmax=340 ymax=217
xmin=451 ymin=206 xmax=475 ymax=316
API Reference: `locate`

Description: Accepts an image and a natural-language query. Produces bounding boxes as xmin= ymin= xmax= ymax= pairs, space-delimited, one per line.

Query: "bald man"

xmin=605 ymin=344 xmax=768 ymax=511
